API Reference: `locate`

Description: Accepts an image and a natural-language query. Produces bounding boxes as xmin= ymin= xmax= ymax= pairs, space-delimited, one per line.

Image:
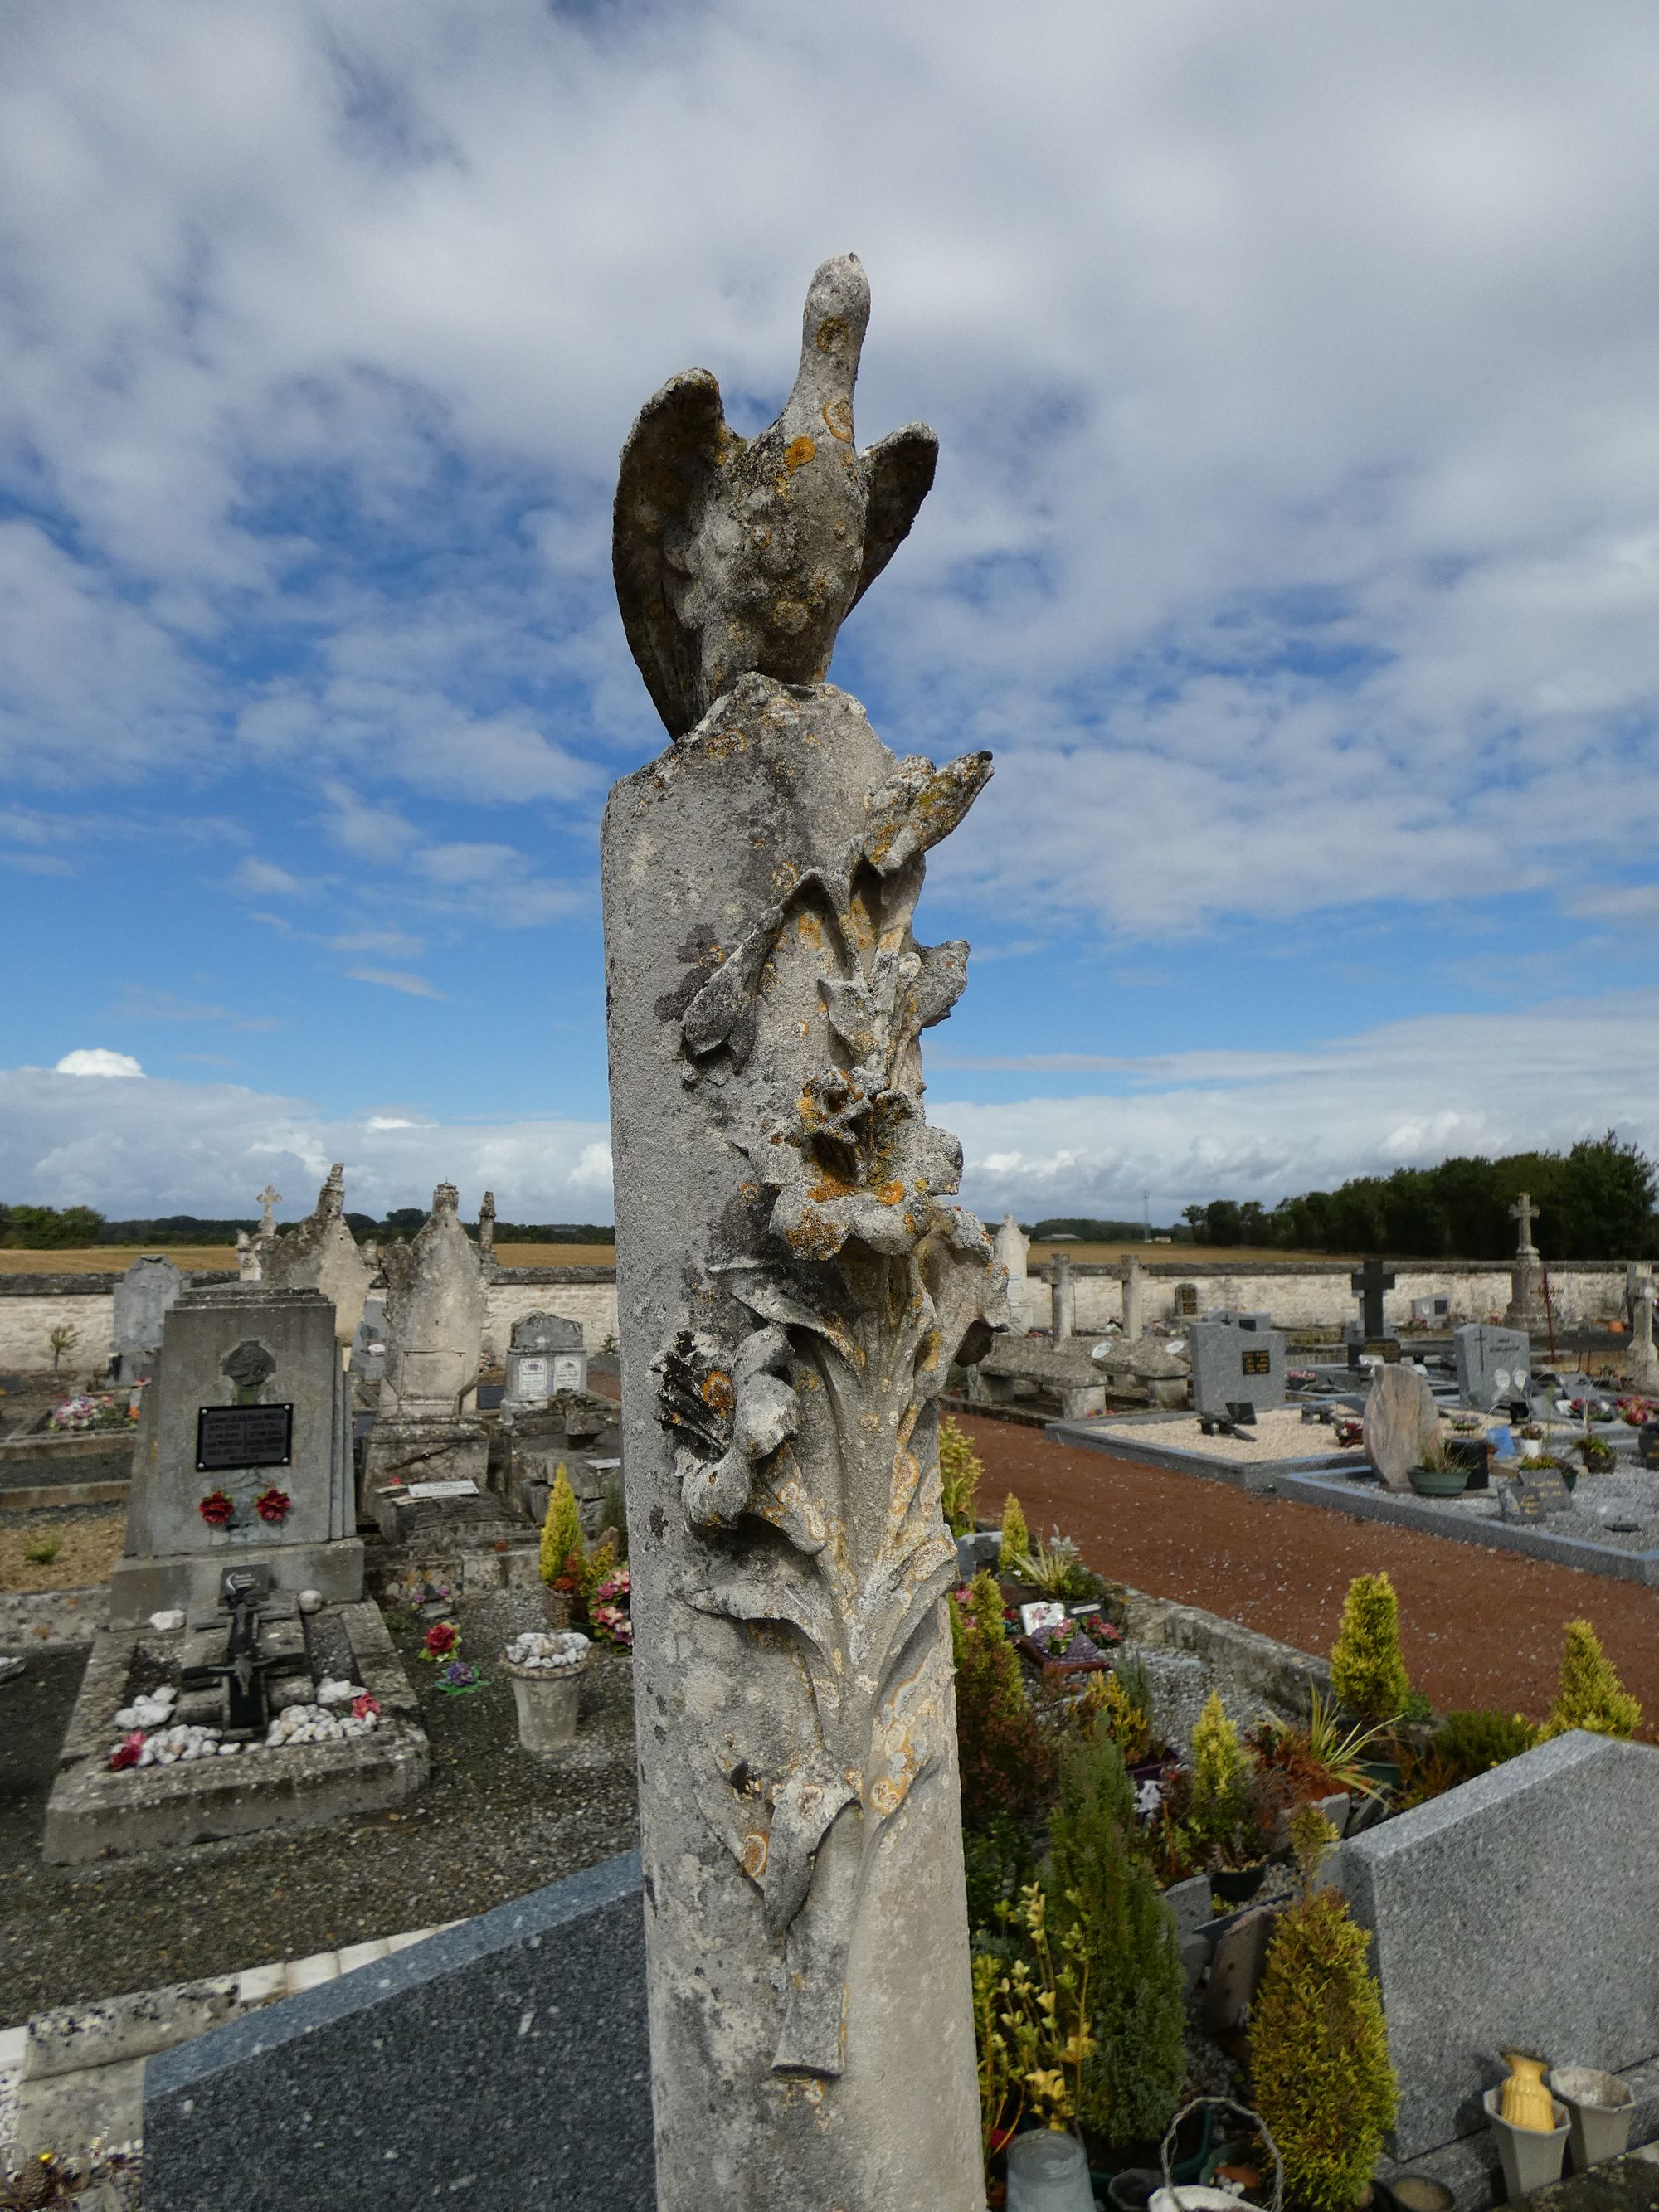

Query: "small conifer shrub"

xmin=1252 ymin=1806 xmax=1399 ymax=2212
xmin=1547 ymin=1618 xmax=1642 ymax=1739
xmin=539 ymin=1465 xmax=584 ymax=1587
xmin=952 ymin=1570 xmax=1053 ymax=1832
xmin=1188 ymin=1690 xmax=1255 ymax=1852
xmin=1000 ymin=1490 xmax=1029 ymax=1562
xmin=938 ymin=1415 xmax=984 ymax=1536
xmin=1432 ymin=1708 xmax=1541 ymax=1782
xmin=1047 ymin=1724 xmax=1186 ymax=2147
xmin=1329 ymin=1571 xmax=1410 ymax=1720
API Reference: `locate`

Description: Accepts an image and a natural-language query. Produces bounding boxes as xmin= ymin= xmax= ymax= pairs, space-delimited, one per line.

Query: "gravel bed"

xmin=0 ymin=1590 xmax=639 ymax=2022
xmin=1116 ymin=1407 xmax=1356 ymax=1463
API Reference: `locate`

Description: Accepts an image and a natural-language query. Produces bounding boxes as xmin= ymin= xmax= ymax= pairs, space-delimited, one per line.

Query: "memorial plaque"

xmin=552 ymin=1354 xmax=584 ymax=1392
xmin=1241 ymin=1348 xmax=1272 ymax=1377
xmin=516 ymin=1356 xmax=549 ymax=1398
xmin=195 ymin=1402 xmax=294 ymax=1473
xmin=1498 ymin=1470 xmax=1572 ymax=1522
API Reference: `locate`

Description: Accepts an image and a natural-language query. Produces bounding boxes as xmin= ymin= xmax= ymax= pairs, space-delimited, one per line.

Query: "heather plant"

xmin=1046 ymin=1723 xmax=1186 ymax=2148
xmin=1329 ymin=1572 xmax=1410 ymax=1721
xmin=1546 ymin=1618 xmax=1642 ymax=1739
xmin=1252 ymin=1806 xmax=1399 ymax=2212
xmin=1433 ymin=1707 xmax=1542 ymax=1782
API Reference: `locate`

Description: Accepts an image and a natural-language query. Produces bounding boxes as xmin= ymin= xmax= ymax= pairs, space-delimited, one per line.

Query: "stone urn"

xmin=502 ymin=1631 xmax=591 ymax=1755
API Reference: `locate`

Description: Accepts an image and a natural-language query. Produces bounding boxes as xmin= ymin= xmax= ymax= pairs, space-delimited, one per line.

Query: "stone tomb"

xmin=503 ymin=1310 xmax=587 ymax=1414
xmin=109 ymin=1254 xmax=185 ymax=1383
xmin=361 ymin=1184 xmax=489 ymax=1508
xmin=111 ymin=1284 xmax=361 ymax=1627
xmin=1189 ymin=1314 xmax=1286 ymax=1422
xmin=1335 ymin=1731 xmax=1659 ymax=2159
xmin=1454 ymin=1322 xmax=1530 ymax=1412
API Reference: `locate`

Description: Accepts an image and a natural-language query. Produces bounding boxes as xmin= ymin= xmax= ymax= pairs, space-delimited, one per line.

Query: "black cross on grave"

xmin=1350 ymin=1257 xmax=1396 ymax=1340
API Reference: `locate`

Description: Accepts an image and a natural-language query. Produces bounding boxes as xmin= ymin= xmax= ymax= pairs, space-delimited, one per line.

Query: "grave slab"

xmin=1334 ymin=1731 xmax=1659 ymax=2159
xmin=143 ymin=1850 xmax=653 ymax=2212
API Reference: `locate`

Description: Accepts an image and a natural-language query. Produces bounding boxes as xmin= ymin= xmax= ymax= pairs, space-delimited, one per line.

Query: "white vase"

xmin=504 ymin=1660 xmax=586 ymax=1754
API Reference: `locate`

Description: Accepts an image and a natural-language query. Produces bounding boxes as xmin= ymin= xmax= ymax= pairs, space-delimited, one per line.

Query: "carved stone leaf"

xmin=681 ymin=1553 xmax=839 ymax=1672
xmin=761 ymin=1761 xmax=859 ymax=1939
xmin=862 ymin=751 xmax=992 ymax=874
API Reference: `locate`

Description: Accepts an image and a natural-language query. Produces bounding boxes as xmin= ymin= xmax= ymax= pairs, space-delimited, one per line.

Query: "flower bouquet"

xmin=197 ymin=1490 xmax=234 ymax=1529
xmin=421 ymin=1620 xmax=460 ymax=1663
xmin=589 ymin=1566 xmax=633 ymax=1650
xmin=254 ymin=1485 xmax=291 ymax=1525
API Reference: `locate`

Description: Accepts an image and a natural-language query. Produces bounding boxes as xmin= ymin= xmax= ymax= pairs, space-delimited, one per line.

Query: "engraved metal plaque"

xmin=195 ymin=1403 xmax=294 ymax=1473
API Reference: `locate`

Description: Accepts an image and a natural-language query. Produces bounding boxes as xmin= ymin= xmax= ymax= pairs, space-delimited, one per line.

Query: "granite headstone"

xmin=1190 ymin=1315 xmax=1286 ymax=1421
xmin=1454 ymin=1323 xmax=1530 ymax=1412
xmin=1334 ymin=1733 xmax=1659 ymax=2158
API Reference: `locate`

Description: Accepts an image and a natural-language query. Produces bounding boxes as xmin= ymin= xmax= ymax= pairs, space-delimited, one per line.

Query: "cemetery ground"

xmin=4 ymin=1413 xmax=1657 ymax=2023
xmin=0 ymin=1581 xmax=638 ymax=2018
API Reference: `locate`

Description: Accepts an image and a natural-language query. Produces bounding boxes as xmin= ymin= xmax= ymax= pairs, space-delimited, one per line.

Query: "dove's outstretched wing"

xmin=849 ymin=422 xmax=938 ymax=613
xmin=613 ymin=369 xmax=735 ymax=739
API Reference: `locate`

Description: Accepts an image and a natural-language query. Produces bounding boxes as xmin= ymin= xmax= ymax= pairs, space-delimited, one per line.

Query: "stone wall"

xmin=0 ymin=1258 xmax=1626 ymax=1374
xmin=1005 ymin=1261 xmax=1631 ymax=1336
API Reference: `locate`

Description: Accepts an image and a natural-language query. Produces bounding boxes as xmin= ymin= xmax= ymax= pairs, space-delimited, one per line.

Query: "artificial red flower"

xmin=254 ymin=1486 xmax=291 ymax=1525
xmin=109 ymin=1731 xmax=145 ymax=1772
xmin=197 ymin=1490 xmax=234 ymax=1528
xmin=351 ymin=1693 xmax=382 ymax=1721
xmin=421 ymin=1621 xmax=460 ymax=1660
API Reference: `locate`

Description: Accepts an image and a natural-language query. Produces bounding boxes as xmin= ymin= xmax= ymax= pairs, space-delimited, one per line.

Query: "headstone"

xmin=504 ymin=1311 xmax=587 ymax=1413
xmin=260 ymin=1164 xmax=373 ymax=1354
xmin=1505 ymin=1189 xmax=1547 ymax=1330
xmin=361 ymin=1184 xmax=489 ymax=1504
xmin=1334 ymin=1732 xmax=1659 ymax=2157
xmin=1410 ymin=1294 xmax=1451 ymax=1327
xmin=235 ymin=1231 xmax=260 ymax=1283
xmin=1497 ymin=1468 xmax=1573 ymax=1521
xmin=1361 ymin=1364 xmax=1440 ymax=1492
xmin=1175 ymin=1281 xmax=1199 ymax=1316
xmin=601 ymin=258 xmax=991 ymax=2208
xmin=1453 ymin=1323 xmax=1531 ymax=1411
xmin=109 ymin=1254 xmax=184 ymax=1383
xmin=993 ymin=1213 xmax=1029 ymax=1283
xmin=1350 ymin=1257 xmax=1397 ymax=1342
xmin=1122 ymin=1253 xmax=1144 ymax=1342
xmin=1050 ymin=1252 xmax=1075 ymax=1341
xmin=143 ymin=1852 xmax=653 ymax=2212
xmin=1189 ymin=1315 xmax=1285 ymax=1421
xmin=348 ymin=1294 xmax=387 ymax=1388
xmin=110 ymin=1284 xmax=360 ymax=1626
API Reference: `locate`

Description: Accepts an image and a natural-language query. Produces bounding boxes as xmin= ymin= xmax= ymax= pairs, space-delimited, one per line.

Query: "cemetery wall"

xmin=0 ymin=1260 xmax=1627 ymax=1372
xmin=1006 ymin=1261 xmax=1629 ymax=1336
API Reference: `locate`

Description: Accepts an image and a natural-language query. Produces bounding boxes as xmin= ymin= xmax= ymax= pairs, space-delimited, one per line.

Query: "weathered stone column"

xmin=604 ymin=257 xmax=994 ymax=2212
xmin=1629 ymin=1280 xmax=1659 ymax=1391
xmin=1051 ymin=1251 xmax=1075 ymax=1341
xmin=1122 ymin=1252 xmax=1144 ymax=1342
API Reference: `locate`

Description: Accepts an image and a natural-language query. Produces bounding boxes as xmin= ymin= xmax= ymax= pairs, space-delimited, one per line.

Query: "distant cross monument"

xmin=1510 ymin=1190 xmax=1540 ymax=1255
xmin=1350 ymin=1257 xmax=1396 ymax=1340
xmin=1506 ymin=1191 xmax=1547 ymax=1332
xmin=256 ymin=1185 xmax=282 ymax=1237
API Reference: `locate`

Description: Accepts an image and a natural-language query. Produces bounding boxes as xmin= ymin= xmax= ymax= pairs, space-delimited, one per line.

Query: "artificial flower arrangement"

xmin=435 ymin=1660 xmax=485 ymax=1696
xmin=254 ymin=1486 xmax=291 ymax=1525
xmin=48 ymin=1392 xmax=134 ymax=1433
xmin=197 ymin=1490 xmax=234 ymax=1528
xmin=589 ymin=1564 xmax=633 ymax=1650
xmin=421 ymin=1620 xmax=460 ymax=1662
xmin=1029 ymin=1610 xmax=1122 ymax=1664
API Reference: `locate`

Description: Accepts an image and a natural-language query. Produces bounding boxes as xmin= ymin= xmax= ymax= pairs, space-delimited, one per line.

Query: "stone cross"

xmin=1350 ymin=1257 xmax=1396 ymax=1339
xmin=255 ymin=1185 xmax=281 ymax=1237
xmin=602 ymin=256 xmax=988 ymax=2211
xmin=1051 ymin=1250 xmax=1075 ymax=1341
xmin=1511 ymin=1191 xmax=1540 ymax=1256
xmin=477 ymin=1189 xmax=496 ymax=1264
xmin=1122 ymin=1252 xmax=1144 ymax=1342
xmin=1630 ymin=1278 xmax=1659 ymax=1389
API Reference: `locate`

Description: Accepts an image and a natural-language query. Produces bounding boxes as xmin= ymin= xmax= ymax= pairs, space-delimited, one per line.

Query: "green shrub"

xmin=1433 ymin=1708 xmax=1542 ymax=1782
xmin=538 ymin=1466 xmax=584 ymax=1587
xmin=963 ymin=1811 xmax=1033 ymax=1933
xmin=1189 ymin=1690 xmax=1254 ymax=1851
xmin=1047 ymin=1726 xmax=1186 ymax=2148
xmin=952 ymin=1571 xmax=1053 ymax=1833
xmin=938 ymin=1415 xmax=983 ymax=1536
xmin=1329 ymin=1572 xmax=1410 ymax=1721
xmin=1547 ymin=1618 xmax=1642 ymax=1740
xmin=1252 ymin=1809 xmax=1399 ymax=2212
xmin=1000 ymin=1491 xmax=1029 ymax=1561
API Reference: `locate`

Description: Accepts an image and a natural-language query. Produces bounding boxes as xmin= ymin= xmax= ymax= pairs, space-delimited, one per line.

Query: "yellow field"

xmin=1027 ymin=1241 xmax=1356 ymax=1267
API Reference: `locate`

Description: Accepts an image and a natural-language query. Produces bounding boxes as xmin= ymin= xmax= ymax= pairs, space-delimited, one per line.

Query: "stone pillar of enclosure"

xmin=603 ymin=681 xmax=994 ymax=2210
xmin=605 ymin=257 xmax=1000 ymax=2210
xmin=1630 ymin=1281 xmax=1659 ymax=1391
xmin=1123 ymin=1252 xmax=1144 ymax=1341
xmin=1051 ymin=1250 xmax=1075 ymax=1340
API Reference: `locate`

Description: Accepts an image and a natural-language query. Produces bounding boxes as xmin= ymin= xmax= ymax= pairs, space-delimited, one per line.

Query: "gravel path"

xmin=962 ymin=1413 xmax=1659 ymax=1724
xmin=0 ymin=1593 xmax=639 ymax=2021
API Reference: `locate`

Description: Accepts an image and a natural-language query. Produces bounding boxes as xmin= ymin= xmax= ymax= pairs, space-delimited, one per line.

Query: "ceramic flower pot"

xmin=1408 ymin=1462 xmax=1471 ymax=1498
xmin=1209 ymin=1864 xmax=1267 ymax=1905
xmin=1549 ymin=2067 xmax=1636 ymax=2172
xmin=1501 ymin=2049 xmax=1556 ymax=2131
xmin=1483 ymin=2087 xmax=1568 ymax=2200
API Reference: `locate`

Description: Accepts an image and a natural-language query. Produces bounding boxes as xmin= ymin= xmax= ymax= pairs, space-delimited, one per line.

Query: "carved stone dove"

xmin=612 ymin=254 xmax=937 ymax=739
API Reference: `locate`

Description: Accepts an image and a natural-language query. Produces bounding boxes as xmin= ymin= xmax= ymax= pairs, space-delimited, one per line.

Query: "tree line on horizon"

xmin=0 ymin=1204 xmax=617 ymax=1251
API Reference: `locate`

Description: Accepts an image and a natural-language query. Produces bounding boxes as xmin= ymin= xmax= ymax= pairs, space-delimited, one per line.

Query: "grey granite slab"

xmin=1335 ymin=1733 xmax=1659 ymax=2159
xmin=143 ymin=1850 xmax=652 ymax=2211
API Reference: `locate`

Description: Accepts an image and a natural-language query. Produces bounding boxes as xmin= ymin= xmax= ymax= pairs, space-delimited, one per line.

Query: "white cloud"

xmin=54 ymin=1048 xmax=144 ymax=1078
xmin=347 ymin=966 xmax=445 ymax=999
xmin=0 ymin=1062 xmax=611 ymax=1216
xmin=231 ymin=857 xmax=319 ymax=899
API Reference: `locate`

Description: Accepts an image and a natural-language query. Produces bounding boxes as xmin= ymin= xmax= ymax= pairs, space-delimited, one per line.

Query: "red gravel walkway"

xmin=961 ymin=1415 xmax=1659 ymax=1730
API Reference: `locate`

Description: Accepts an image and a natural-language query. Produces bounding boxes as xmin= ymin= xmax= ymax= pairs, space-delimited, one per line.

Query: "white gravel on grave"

xmin=1113 ymin=1407 xmax=1359 ymax=1465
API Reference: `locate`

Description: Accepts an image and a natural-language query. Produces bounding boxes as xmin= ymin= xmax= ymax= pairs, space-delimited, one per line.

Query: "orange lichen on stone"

xmin=822 ymin=397 xmax=854 ymax=442
xmin=878 ymin=1181 xmax=904 ymax=1206
xmin=740 ymin=1830 xmax=770 ymax=1879
xmin=785 ymin=435 xmax=818 ymax=471
xmin=703 ymin=1372 xmax=735 ymax=1414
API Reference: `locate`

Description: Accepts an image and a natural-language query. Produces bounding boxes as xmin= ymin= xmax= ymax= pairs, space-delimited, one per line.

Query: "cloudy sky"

xmin=5 ymin=0 xmax=1659 ymax=1227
